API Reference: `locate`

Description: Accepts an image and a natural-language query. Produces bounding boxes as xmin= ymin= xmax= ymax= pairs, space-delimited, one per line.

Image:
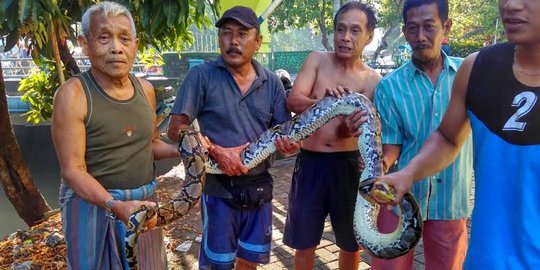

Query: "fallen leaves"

xmin=0 ymin=169 xmax=202 ymax=270
xmin=0 ymin=210 xmax=66 ymax=269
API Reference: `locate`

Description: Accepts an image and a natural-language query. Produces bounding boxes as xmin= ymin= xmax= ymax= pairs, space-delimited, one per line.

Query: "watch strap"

xmin=105 ymin=199 xmax=118 ymax=220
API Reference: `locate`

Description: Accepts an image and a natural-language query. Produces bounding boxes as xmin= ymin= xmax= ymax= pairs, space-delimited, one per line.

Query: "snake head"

xmin=127 ymin=204 xmax=158 ymax=232
xmin=371 ymin=181 xmax=396 ymax=204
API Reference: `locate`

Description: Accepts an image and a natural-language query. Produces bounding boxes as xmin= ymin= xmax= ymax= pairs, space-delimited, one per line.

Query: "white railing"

xmin=1 ymin=57 xmax=147 ymax=78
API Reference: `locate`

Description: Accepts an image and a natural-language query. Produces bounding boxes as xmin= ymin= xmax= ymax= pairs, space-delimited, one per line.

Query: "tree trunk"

xmin=371 ymin=22 xmax=400 ymax=62
xmin=58 ymin=39 xmax=80 ymax=76
xmin=0 ymin=62 xmax=52 ymax=227
xmin=57 ymin=27 xmax=80 ymax=76
xmin=319 ymin=0 xmax=332 ymax=51
xmin=49 ymin=15 xmax=65 ymax=84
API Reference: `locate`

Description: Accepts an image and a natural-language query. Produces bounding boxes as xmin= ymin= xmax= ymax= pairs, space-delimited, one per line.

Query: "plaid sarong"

xmin=59 ymin=180 xmax=167 ymax=270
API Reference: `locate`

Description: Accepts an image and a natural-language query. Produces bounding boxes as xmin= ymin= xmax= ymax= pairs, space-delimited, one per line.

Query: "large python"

xmin=124 ymin=129 xmax=207 ymax=269
xmin=124 ymin=92 xmax=422 ymax=269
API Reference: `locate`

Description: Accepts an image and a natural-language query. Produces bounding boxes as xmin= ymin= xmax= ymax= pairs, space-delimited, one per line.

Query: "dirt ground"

xmin=156 ymin=163 xmax=203 ymax=269
xmin=0 ymin=162 xmax=203 ymax=269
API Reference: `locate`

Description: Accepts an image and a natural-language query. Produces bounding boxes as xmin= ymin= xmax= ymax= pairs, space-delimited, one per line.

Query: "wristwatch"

xmin=105 ymin=199 xmax=118 ymax=220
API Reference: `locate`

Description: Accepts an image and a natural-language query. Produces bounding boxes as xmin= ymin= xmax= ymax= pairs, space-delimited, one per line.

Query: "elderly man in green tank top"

xmin=51 ymin=2 xmax=179 ymax=269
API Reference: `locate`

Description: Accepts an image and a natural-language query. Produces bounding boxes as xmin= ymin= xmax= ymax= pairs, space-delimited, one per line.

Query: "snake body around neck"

xmin=124 ymin=92 xmax=422 ymax=269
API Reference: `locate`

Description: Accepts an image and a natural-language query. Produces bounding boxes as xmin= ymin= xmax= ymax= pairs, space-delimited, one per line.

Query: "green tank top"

xmin=77 ymin=70 xmax=155 ymax=189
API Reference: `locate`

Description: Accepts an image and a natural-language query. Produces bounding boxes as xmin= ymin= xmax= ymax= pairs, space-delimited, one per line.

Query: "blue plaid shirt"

xmin=374 ymin=53 xmax=473 ymax=220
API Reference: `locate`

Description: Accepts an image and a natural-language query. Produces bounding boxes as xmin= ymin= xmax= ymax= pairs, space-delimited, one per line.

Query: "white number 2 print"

xmin=503 ymin=91 xmax=537 ymax=131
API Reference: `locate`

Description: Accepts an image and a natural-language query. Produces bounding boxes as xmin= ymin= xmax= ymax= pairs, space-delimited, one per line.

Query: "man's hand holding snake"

xmin=371 ymin=170 xmax=415 ymax=210
xmin=275 ymin=136 xmax=300 ymax=156
xmin=113 ymin=200 xmax=157 ymax=226
xmin=209 ymin=143 xmax=250 ymax=176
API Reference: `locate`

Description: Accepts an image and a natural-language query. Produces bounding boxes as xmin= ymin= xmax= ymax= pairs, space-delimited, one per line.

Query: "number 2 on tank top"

xmin=503 ymin=91 xmax=537 ymax=131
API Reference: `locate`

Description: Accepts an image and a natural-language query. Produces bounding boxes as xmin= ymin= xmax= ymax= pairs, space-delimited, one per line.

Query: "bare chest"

xmin=311 ymin=68 xmax=372 ymax=100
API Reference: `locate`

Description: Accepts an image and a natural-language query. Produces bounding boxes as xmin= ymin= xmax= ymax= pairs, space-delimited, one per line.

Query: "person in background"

xmin=52 ymin=1 xmax=179 ymax=269
xmin=373 ymin=0 xmax=540 ymax=269
xmin=284 ymin=2 xmax=381 ymax=270
xmin=167 ymin=6 xmax=299 ymax=270
xmin=275 ymin=68 xmax=293 ymax=91
xmin=441 ymin=36 xmax=452 ymax=55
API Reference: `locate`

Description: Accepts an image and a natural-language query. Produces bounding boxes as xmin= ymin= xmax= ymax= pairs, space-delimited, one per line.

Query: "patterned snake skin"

xmin=124 ymin=92 xmax=422 ymax=269
xmin=125 ymin=130 xmax=207 ymax=269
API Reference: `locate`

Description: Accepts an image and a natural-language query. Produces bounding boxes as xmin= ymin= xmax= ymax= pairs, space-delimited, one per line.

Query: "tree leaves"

xmin=269 ymin=0 xmax=335 ymax=50
xmin=17 ymin=62 xmax=62 ymax=124
xmin=1 ymin=0 xmax=220 ymax=123
xmin=17 ymin=0 xmax=35 ymax=23
xmin=450 ymin=0 xmax=501 ymax=43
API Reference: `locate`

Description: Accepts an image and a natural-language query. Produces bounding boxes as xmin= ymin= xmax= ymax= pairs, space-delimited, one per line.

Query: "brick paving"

xmin=262 ymin=156 xmax=430 ymax=270
xmin=170 ymin=155 xmax=471 ymax=269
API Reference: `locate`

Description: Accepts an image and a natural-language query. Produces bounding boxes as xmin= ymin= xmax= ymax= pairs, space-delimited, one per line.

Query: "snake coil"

xmin=124 ymin=93 xmax=422 ymax=269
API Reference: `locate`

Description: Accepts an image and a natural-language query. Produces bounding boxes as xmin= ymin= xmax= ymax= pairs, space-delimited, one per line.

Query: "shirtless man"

xmin=283 ymin=2 xmax=381 ymax=270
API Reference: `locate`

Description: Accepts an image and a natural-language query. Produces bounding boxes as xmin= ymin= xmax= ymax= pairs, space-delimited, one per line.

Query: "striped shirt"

xmin=374 ymin=53 xmax=473 ymax=220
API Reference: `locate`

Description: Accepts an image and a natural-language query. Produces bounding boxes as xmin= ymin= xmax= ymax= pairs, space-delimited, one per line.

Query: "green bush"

xmin=17 ymin=61 xmax=66 ymax=124
xmin=449 ymin=40 xmax=483 ymax=58
xmin=139 ymin=47 xmax=164 ymax=71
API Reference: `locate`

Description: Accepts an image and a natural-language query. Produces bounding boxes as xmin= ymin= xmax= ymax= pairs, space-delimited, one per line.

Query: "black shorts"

xmin=283 ymin=149 xmax=360 ymax=252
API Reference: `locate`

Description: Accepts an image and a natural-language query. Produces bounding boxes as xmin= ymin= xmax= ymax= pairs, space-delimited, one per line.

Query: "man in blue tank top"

xmin=373 ymin=0 xmax=540 ymax=269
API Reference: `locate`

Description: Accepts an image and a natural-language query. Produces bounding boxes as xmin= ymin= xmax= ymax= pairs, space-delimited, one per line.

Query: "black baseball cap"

xmin=215 ymin=6 xmax=260 ymax=32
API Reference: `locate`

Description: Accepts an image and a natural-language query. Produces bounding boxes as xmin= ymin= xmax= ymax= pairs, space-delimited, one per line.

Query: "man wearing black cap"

xmin=168 ymin=5 xmax=299 ymax=270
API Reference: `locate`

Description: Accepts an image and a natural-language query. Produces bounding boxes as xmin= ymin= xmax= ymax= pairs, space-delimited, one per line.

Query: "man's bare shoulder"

xmin=136 ymin=77 xmax=155 ymax=95
xmin=452 ymin=51 xmax=479 ymax=96
xmin=54 ymin=77 xmax=84 ymax=103
xmin=364 ymin=64 xmax=383 ymax=81
xmin=308 ymin=50 xmax=332 ymax=59
xmin=53 ymin=77 xmax=87 ymax=123
xmin=355 ymin=65 xmax=382 ymax=100
xmin=137 ymin=77 xmax=153 ymax=89
xmin=460 ymin=52 xmax=479 ymax=73
xmin=305 ymin=50 xmax=333 ymax=67
xmin=136 ymin=77 xmax=156 ymax=108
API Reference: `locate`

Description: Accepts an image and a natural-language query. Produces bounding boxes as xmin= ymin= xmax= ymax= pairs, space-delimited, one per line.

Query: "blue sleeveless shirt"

xmin=465 ymin=42 xmax=540 ymax=269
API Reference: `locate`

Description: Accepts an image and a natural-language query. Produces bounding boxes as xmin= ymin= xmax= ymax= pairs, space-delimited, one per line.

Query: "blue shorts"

xmin=199 ymin=193 xmax=272 ymax=270
xmin=284 ymin=149 xmax=360 ymax=252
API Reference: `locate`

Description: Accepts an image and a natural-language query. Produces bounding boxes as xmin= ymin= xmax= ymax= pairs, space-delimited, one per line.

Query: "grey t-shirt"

xmin=171 ymin=56 xmax=291 ymax=196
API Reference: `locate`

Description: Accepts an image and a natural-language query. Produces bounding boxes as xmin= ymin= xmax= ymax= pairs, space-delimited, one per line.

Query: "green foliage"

xmin=123 ymin=0 xmax=220 ymax=52
xmin=269 ymin=0 xmax=333 ymax=32
xmin=366 ymin=0 xmax=404 ymax=28
xmin=271 ymin=27 xmax=326 ymax=51
xmin=1 ymin=0 xmax=84 ymax=62
xmin=268 ymin=0 xmax=404 ymax=52
xmin=449 ymin=0 xmax=502 ymax=44
xmin=17 ymin=61 xmax=66 ymax=124
xmin=2 ymin=0 xmax=220 ymax=124
xmin=1 ymin=0 xmax=220 ymax=60
xmin=268 ymin=0 xmax=335 ymax=50
xmin=139 ymin=47 xmax=165 ymax=69
xmin=449 ymin=40 xmax=483 ymax=58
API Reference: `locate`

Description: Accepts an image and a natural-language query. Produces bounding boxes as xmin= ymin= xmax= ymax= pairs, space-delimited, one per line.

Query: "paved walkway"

xmin=169 ymin=156 xmax=469 ymax=269
xmin=263 ymin=156 xmax=425 ymax=270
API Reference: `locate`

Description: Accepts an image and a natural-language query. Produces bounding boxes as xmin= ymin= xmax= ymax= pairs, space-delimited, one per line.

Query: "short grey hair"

xmin=81 ymin=1 xmax=136 ymax=37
